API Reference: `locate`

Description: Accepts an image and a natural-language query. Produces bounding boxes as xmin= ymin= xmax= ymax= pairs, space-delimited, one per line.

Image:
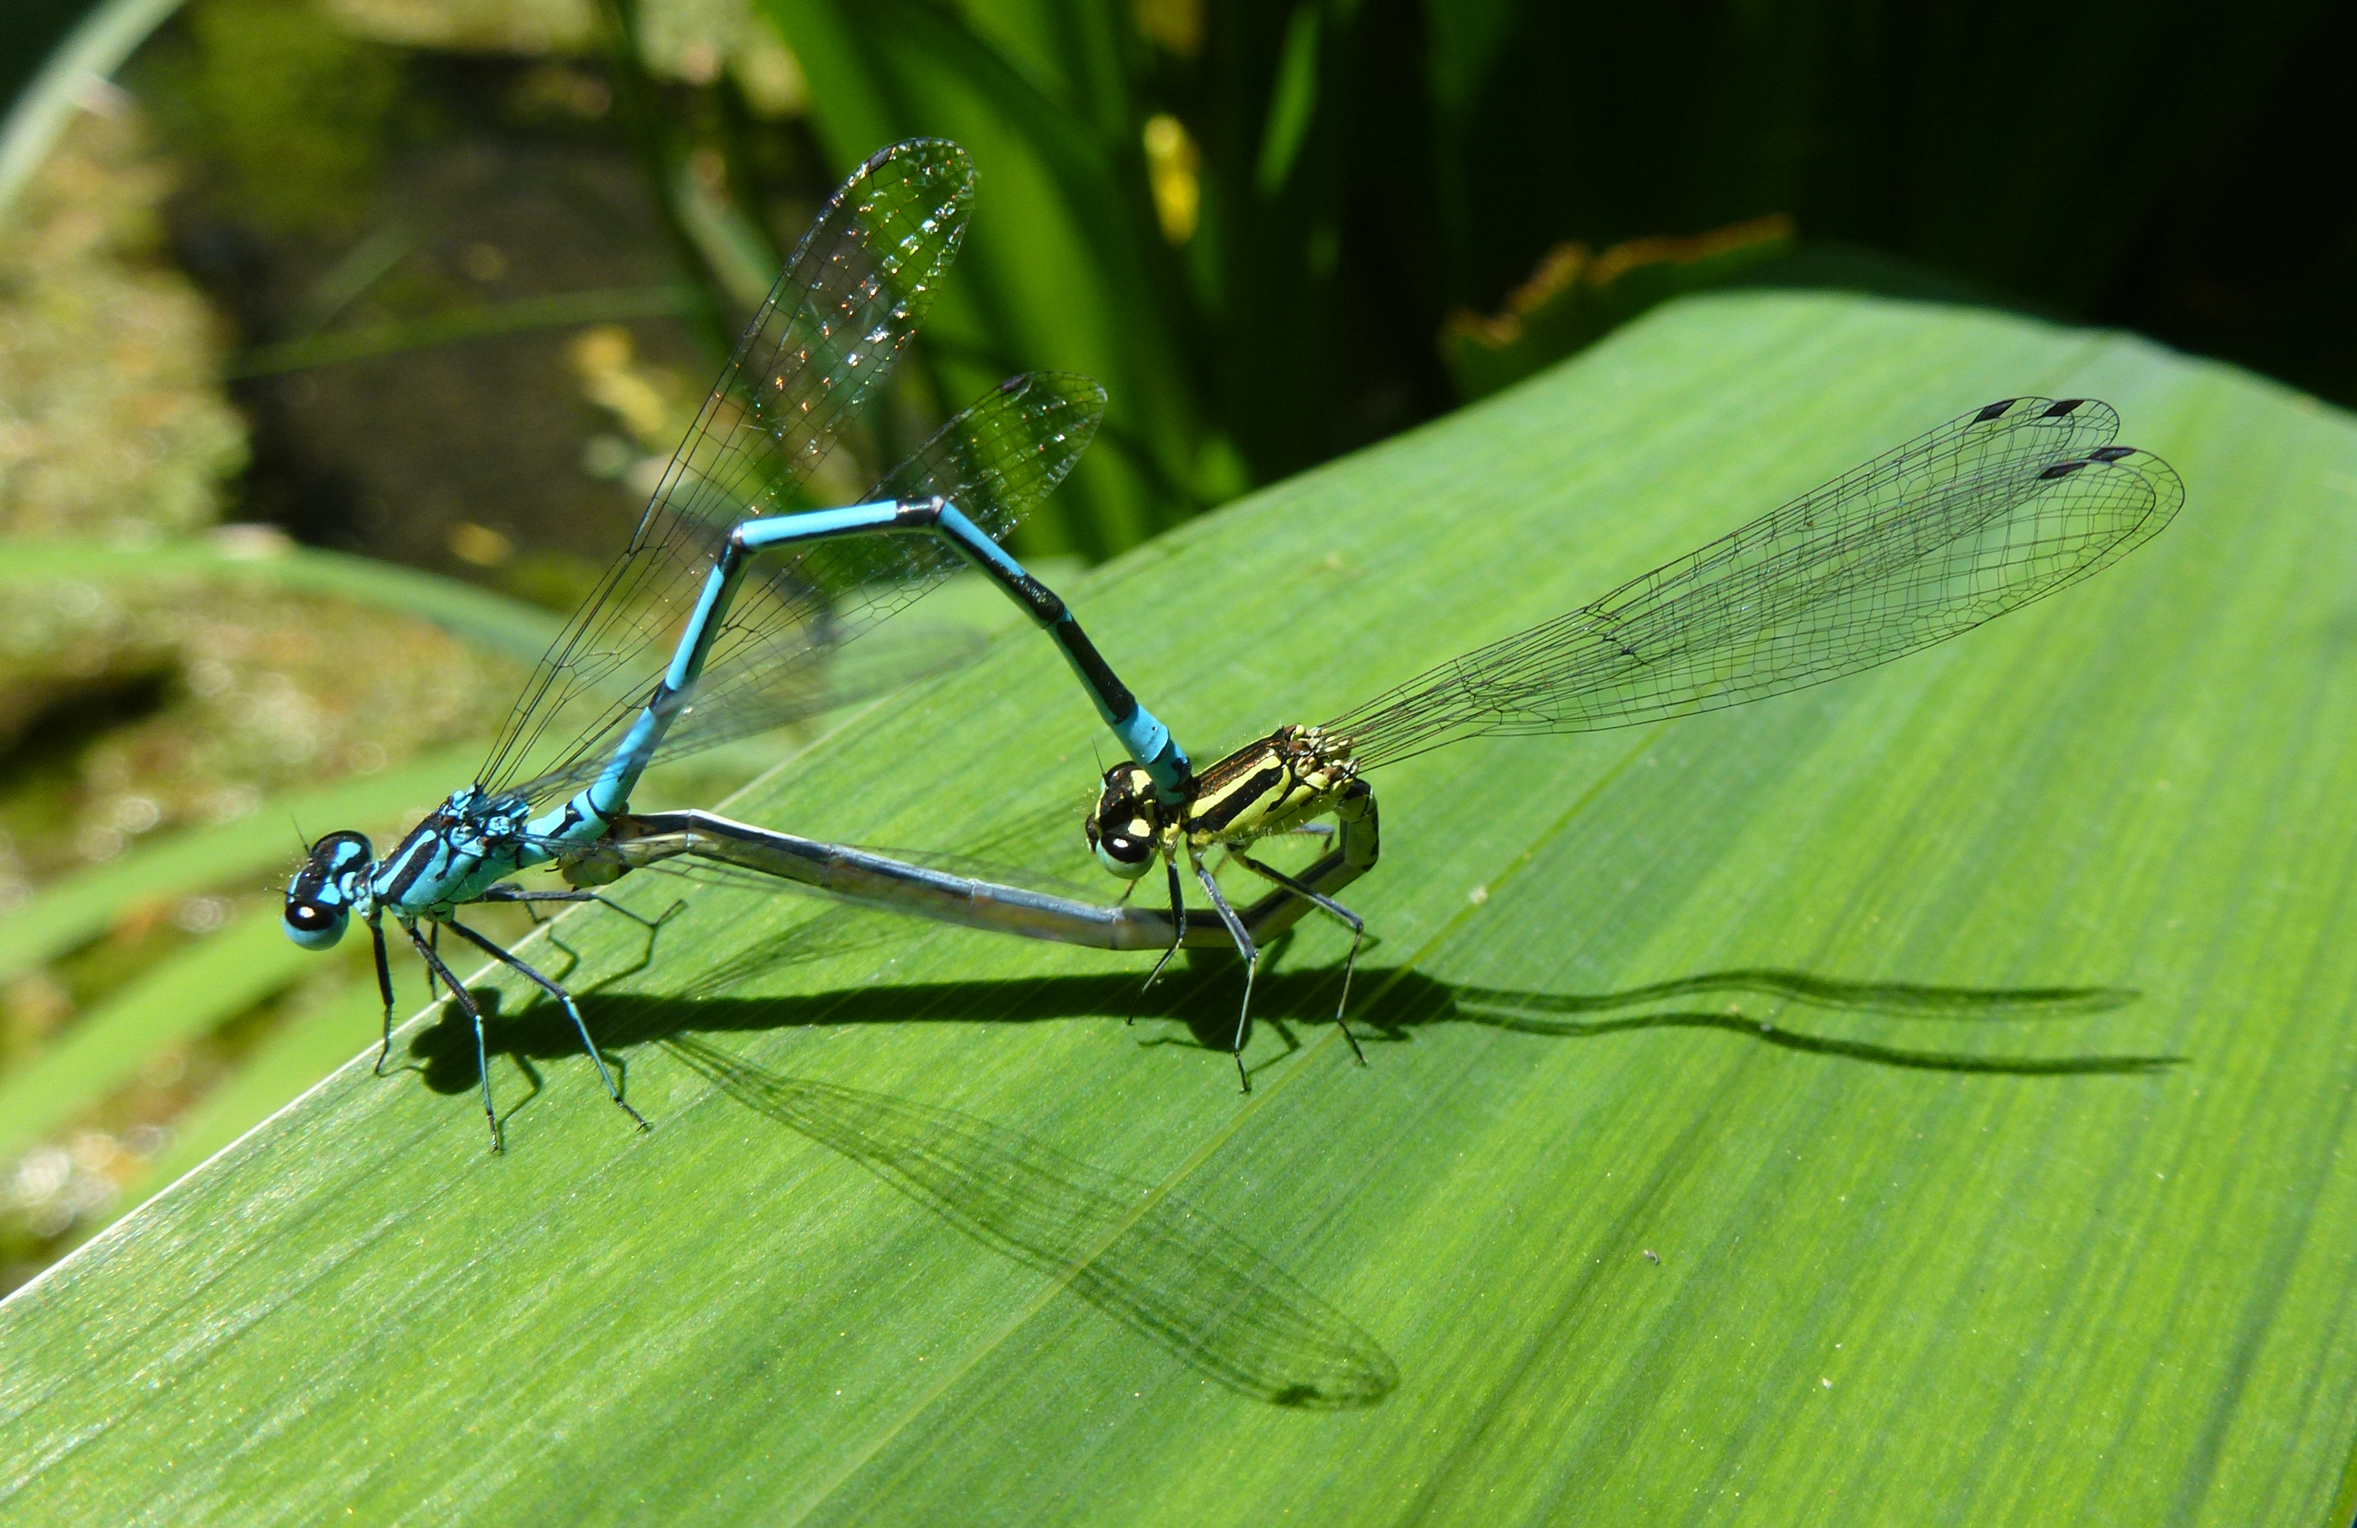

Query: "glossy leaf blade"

xmin=1 ymin=293 xmax=2347 ymax=1525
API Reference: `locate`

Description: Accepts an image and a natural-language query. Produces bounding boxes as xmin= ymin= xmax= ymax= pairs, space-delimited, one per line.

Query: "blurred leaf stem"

xmin=228 ymin=283 xmax=706 ymax=377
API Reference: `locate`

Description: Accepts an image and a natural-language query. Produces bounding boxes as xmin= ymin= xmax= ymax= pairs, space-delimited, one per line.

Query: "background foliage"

xmin=13 ymin=0 xmax=2354 ymax=563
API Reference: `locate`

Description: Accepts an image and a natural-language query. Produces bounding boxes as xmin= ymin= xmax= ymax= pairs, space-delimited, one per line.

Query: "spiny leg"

xmin=1129 ymin=853 xmax=1191 ymax=1029
xmin=482 ymin=885 xmax=685 ymax=930
xmin=507 ymin=892 xmax=569 ymax=976
xmin=405 ymin=919 xmax=502 ymax=1153
xmin=1189 ymin=847 xmax=1259 ymax=1093
xmin=510 ymin=895 xmax=570 ymax=978
xmin=368 ymin=916 xmax=397 ymax=1076
xmin=1233 ymin=850 xmax=1368 ymax=1066
xmin=445 ymin=918 xmax=650 ymax=1133
xmin=482 ymin=884 xmax=683 ymax=978
xmin=1140 ymin=854 xmax=1190 ymax=992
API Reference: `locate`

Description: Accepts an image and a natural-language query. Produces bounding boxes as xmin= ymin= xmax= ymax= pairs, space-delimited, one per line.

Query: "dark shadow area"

xmin=1451 ymin=967 xmax=2138 ymax=1018
xmin=1442 ymin=969 xmax=2158 ymax=1075
xmin=414 ymin=944 xmax=2170 ymax=1094
xmin=1723 ymin=241 xmax=2056 ymax=319
xmin=0 ymin=668 xmax=174 ymax=786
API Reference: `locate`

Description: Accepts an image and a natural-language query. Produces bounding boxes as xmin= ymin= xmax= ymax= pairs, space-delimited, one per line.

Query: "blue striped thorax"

xmin=366 ymin=786 xmax=550 ymax=919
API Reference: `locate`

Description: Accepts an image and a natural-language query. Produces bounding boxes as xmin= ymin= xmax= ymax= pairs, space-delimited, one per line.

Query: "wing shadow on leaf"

xmin=1435 ymin=970 xmax=2168 ymax=1076
xmin=404 ymin=929 xmax=2164 ymax=1408
xmin=661 ymin=1034 xmax=1397 ymax=1411
xmin=412 ymin=987 xmax=1395 ymax=1410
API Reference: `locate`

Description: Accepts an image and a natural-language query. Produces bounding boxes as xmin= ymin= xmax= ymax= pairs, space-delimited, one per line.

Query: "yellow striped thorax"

xmin=1085 ymin=723 xmax=1361 ymax=878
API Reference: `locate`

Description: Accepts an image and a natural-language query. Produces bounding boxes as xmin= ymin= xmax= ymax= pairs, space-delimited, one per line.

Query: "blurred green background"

xmin=0 ymin=0 xmax=2349 ymax=1289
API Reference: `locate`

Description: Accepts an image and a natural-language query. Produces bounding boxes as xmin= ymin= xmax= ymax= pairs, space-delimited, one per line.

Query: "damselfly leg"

xmin=402 ymin=921 xmax=504 ymax=1151
xmin=402 ymin=914 xmax=650 ymax=1153
xmin=1181 ymin=846 xmax=1261 ymax=1091
xmin=444 ymin=920 xmax=648 ymax=1134
xmin=1229 ymin=851 xmax=1368 ymax=1065
xmin=367 ymin=919 xmax=396 ymax=1075
xmin=488 ymin=884 xmax=684 ymax=983
xmin=1140 ymin=857 xmax=1190 ymax=993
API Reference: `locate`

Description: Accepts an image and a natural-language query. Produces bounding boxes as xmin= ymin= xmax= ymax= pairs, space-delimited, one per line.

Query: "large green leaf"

xmin=4 ymin=291 xmax=2350 ymax=1523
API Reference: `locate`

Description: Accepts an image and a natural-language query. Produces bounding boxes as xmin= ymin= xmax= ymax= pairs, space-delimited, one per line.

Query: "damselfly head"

xmin=1084 ymin=763 xmax=1161 ymax=880
xmin=283 ymin=830 xmax=374 ymax=950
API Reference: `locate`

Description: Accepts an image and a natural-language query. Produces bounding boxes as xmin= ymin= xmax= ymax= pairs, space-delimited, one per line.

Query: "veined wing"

xmin=477 ymin=139 xmax=976 ymax=801
xmin=502 ymin=371 xmax=1108 ymax=806
xmin=1327 ymin=397 xmax=2184 ymax=768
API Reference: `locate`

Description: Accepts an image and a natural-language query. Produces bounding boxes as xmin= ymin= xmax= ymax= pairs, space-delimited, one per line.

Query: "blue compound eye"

xmin=282 ymin=897 xmax=349 ymax=950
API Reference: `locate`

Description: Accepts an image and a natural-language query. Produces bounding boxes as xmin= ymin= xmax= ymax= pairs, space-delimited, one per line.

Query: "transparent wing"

xmin=477 ymin=139 xmax=975 ymax=801
xmin=500 ymin=370 xmax=1108 ymax=806
xmin=1327 ymin=397 xmax=2184 ymax=768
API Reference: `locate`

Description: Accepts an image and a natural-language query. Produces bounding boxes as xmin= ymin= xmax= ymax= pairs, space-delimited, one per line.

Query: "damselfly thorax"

xmin=1087 ymin=724 xmax=1371 ymax=868
xmin=1186 ymin=724 xmax=1362 ymax=841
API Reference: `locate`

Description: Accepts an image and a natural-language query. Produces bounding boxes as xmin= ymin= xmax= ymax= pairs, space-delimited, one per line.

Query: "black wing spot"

xmin=2089 ymin=445 xmax=2135 ymax=462
xmin=1974 ymin=399 xmax=2018 ymax=423
xmin=2043 ymin=398 xmax=2087 ymax=418
xmin=2038 ymin=460 xmax=2089 ymax=480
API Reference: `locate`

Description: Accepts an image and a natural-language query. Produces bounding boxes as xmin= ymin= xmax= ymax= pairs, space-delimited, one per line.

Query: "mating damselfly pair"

xmin=282 ymin=140 xmax=2184 ymax=1145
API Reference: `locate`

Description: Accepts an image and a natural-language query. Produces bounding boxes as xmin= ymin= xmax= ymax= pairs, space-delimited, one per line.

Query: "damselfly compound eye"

xmin=282 ymin=897 xmax=349 ymax=950
xmin=1093 ymin=832 xmax=1155 ymax=880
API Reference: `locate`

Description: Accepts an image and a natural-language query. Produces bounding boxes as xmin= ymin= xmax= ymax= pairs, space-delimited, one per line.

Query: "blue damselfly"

xmin=282 ymin=141 xmax=1257 ymax=1148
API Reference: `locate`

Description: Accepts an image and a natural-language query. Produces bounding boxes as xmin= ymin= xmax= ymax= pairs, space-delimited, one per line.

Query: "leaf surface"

xmin=4 ymin=293 xmax=2350 ymax=1525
